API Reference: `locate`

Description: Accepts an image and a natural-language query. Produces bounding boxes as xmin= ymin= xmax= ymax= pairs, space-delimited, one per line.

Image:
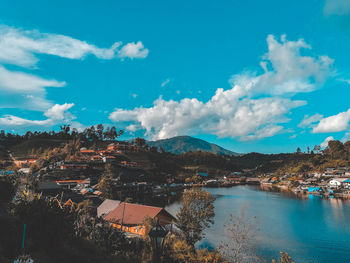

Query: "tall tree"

xmin=98 ymin=176 xmax=116 ymax=200
xmin=327 ymin=140 xmax=345 ymax=159
xmin=176 ymin=188 xmax=216 ymax=247
xmin=96 ymin=124 xmax=104 ymax=141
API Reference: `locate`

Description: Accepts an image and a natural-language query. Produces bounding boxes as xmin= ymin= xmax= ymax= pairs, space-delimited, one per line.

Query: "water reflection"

xmin=329 ymin=198 xmax=344 ymax=222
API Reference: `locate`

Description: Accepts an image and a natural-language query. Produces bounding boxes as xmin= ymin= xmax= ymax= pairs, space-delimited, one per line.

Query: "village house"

xmin=103 ymin=202 xmax=176 ymax=236
xmin=14 ymin=158 xmax=38 ymax=167
xmin=120 ymin=161 xmax=140 ymax=168
xmin=56 ymin=179 xmax=91 ymax=189
xmin=97 ymin=199 xmax=121 ymax=218
xmin=91 ymin=155 xmax=103 ymax=162
xmin=60 ymin=163 xmax=89 ymax=170
xmin=102 ymin=155 xmax=116 ymax=163
xmin=79 ymin=148 xmax=96 ymax=155
xmin=38 ymin=181 xmax=62 ymax=195
xmin=107 ymin=143 xmax=140 ymax=153
xmin=328 ymin=178 xmax=350 ymax=188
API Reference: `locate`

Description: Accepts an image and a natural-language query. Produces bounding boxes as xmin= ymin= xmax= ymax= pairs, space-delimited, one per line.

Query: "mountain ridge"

xmin=147 ymin=135 xmax=239 ymax=156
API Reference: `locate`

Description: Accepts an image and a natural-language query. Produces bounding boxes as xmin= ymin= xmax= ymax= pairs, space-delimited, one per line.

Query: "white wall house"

xmin=328 ymin=178 xmax=350 ymax=188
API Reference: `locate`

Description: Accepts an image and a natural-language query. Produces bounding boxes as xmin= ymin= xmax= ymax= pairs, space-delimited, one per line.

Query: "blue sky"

xmin=1 ymin=0 xmax=350 ymax=153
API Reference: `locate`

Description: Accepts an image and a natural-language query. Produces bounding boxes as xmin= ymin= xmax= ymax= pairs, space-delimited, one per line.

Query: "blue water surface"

xmin=165 ymin=186 xmax=350 ymax=263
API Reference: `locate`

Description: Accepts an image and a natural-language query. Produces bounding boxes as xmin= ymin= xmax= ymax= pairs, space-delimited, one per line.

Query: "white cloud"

xmin=126 ymin=124 xmax=138 ymax=132
xmin=110 ymin=94 xmax=305 ymax=140
xmin=131 ymin=93 xmax=138 ymax=99
xmin=0 ymin=65 xmax=65 ymax=110
xmin=312 ymin=109 xmax=350 ymax=133
xmin=109 ymin=35 xmax=333 ymax=140
xmin=118 ymin=41 xmax=149 ymax=59
xmin=0 ymin=24 xmax=148 ymax=129
xmin=229 ymin=35 xmax=333 ymax=97
xmin=0 ymin=103 xmax=75 ymax=127
xmin=342 ymin=132 xmax=350 ymax=142
xmin=0 ymin=25 xmax=148 ymax=67
xmin=298 ymin=113 xmax=324 ymax=128
xmin=161 ymin=78 xmax=171 ymax=87
xmin=321 ymin=136 xmax=334 ymax=148
xmin=289 ymin=134 xmax=297 ymax=139
xmin=44 ymin=103 xmax=75 ymax=120
xmin=324 ymin=0 xmax=350 ymax=16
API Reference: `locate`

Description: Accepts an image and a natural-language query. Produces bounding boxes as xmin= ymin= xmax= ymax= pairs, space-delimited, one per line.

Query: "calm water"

xmin=165 ymin=186 xmax=350 ymax=263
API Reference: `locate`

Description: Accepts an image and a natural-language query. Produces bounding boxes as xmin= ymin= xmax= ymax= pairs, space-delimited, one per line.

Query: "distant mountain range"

xmin=147 ymin=136 xmax=239 ymax=156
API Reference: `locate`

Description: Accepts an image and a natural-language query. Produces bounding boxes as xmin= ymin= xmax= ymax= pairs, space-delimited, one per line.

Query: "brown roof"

xmin=104 ymin=202 xmax=175 ymax=225
xmin=97 ymin=199 xmax=121 ymax=218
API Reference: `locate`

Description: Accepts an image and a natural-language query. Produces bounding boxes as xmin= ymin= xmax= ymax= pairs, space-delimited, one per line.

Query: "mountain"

xmin=147 ymin=136 xmax=239 ymax=156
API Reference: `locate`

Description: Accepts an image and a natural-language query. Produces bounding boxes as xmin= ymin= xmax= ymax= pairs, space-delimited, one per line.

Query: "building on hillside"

xmin=102 ymin=155 xmax=116 ymax=163
xmin=56 ymin=179 xmax=91 ymax=189
xmin=328 ymin=178 xmax=350 ymax=188
xmin=120 ymin=161 xmax=140 ymax=167
xmin=343 ymin=179 xmax=350 ymax=189
xmin=80 ymin=149 xmax=96 ymax=155
xmin=104 ymin=202 xmax=176 ymax=236
xmin=91 ymin=155 xmax=103 ymax=162
xmin=14 ymin=158 xmax=38 ymax=167
xmin=246 ymin=177 xmax=260 ymax=185
xmin=38 ymin=181 xmax=62 ymax=195
xmin=60 ymin=163 xmax=88 ymax=170
xmin=97 ymin=199 xmax=121 ymax=218
xmin=107 ymin=143 xmax=140 ymax=153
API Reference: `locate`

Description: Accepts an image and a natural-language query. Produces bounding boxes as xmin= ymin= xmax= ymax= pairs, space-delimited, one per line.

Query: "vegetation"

xmin=176 ymin=188 xmax=216 ymax=247
xmin=219 ymin=208 xmax=259 ymax=263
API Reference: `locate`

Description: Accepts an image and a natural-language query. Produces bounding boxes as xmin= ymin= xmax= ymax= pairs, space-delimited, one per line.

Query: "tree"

xmin=163 ymin=235 xmax=225 ymax=263
xmin=313 ymin=145 xmax=321 ymax=153
xmin=98 ymin=176 xmax=116 ymax=200
xmin=327 ymin=140 xmax=345 ymax=159
xmin=176 ymin=188 xmax=215 ymax=247
xmin=272 ymin=252 xmax=294 ymax=263
xmin=219 ymin=208 xmax=259 ymax=263
xmin=0 ymin=176 xmax=16 ymax=203
xmin=296 ymin=147 xmax=301 ymax=154
xmin=89 ymin=220 xmax=126 ymax=255
xmin=134 ymin=137 xmax=146 ymax=148
xmin=104 ymin=163 xmax=115 ymax=178
xmin=96 ymin=124 xmax=104 ymax=141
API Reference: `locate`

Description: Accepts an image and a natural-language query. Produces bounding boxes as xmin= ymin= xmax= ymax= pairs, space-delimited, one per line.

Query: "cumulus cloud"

xmin=109 ymin=35 xmax=332 ymax=141
xmin=324 ymin=0 xmax=350 ymax=16
xmin=298 ymin=113 xmax=324 ymax=128
xmin=0 ymin=25 xmax=148 ymax=67
xmin=321 ymin=136 xmax=334 ymax=148
xmin=44 ymin=103 xmax=75 ymax=120
xmin=0 ymin=103 xmax=75 ymax=127
xmin=110 ymin=94 xmax=305 ymax=141
xmin=118 ymin=41 xmax=149 ymax=59
xmin=229 ymin=35 xmax=333 ymax=97
xmin=312 ymin=108 xmax=350 ymax=133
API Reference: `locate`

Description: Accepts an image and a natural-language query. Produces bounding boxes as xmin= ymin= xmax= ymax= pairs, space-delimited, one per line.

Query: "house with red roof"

xmin=104 ymin=202 xmax=176 ymax=236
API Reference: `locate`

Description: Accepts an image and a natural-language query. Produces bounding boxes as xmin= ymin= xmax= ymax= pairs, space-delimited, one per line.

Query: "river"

xmin=165 ymin=185 xmax=350 ymax=263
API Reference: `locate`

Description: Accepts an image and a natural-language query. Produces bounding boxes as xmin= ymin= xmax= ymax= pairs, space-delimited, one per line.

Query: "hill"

xmin=148 ymin=136 xmax=239 ymax=156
